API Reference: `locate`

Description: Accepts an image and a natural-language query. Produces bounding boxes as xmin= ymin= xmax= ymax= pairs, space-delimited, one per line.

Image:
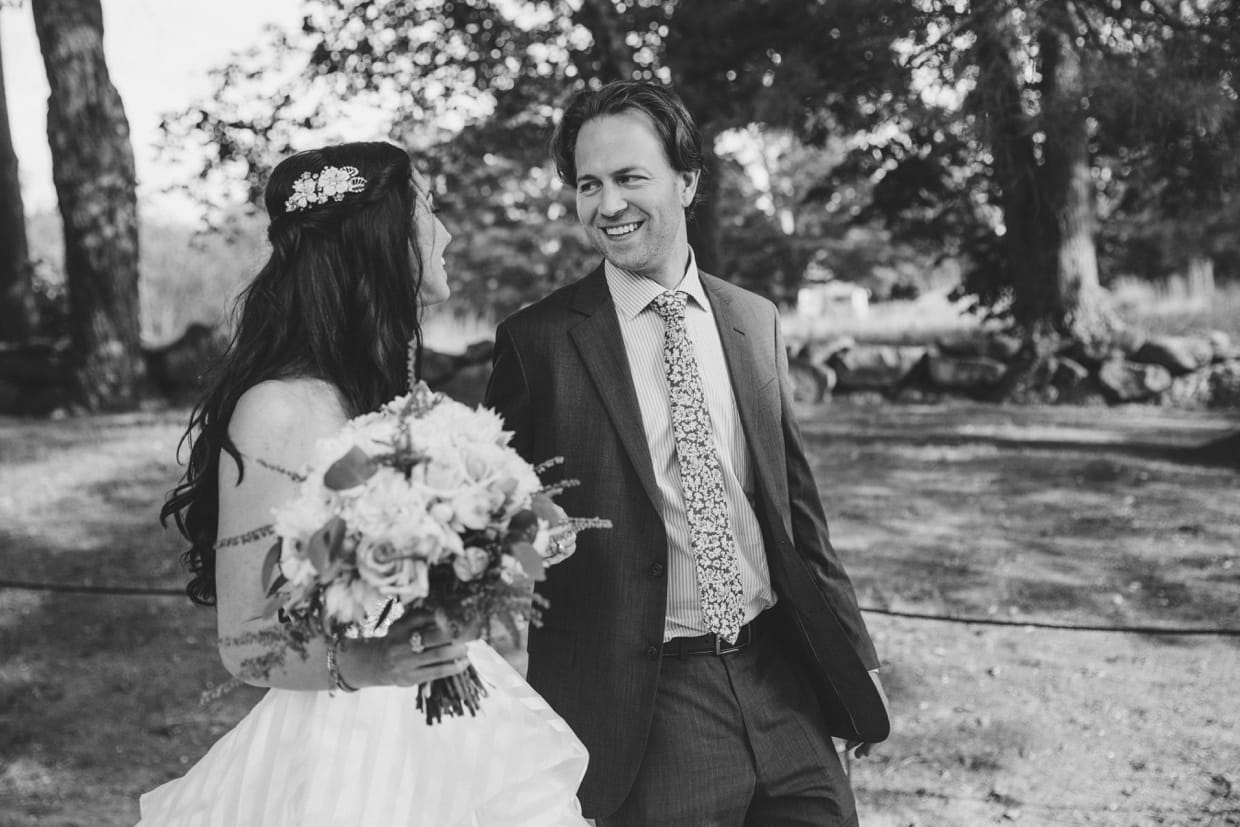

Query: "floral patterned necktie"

xmin=651 ymin=290 xmax=745 ymax=643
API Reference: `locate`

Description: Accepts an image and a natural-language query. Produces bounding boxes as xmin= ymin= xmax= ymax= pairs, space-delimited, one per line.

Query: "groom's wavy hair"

xmin=550 ymin=80 xmax=706 ymax=218
xmin=161 ymin=141 xmax=425 ymax=606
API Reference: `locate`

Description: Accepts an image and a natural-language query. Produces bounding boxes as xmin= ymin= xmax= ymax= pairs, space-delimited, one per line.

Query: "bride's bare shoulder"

xmin=229 ymin=377 xmax=349 ymax=455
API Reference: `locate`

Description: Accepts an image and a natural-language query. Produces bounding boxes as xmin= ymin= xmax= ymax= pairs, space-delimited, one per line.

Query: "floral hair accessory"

xmin=284 ymin=165 xmax=368 ymax=213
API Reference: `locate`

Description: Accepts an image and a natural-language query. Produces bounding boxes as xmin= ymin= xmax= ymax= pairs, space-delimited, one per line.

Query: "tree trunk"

xmin=32 ymin=0 xmax=144 ymax=410
xmin=974 ymin=3 xmax=1111 ymax=342
xmin=576 ymin=0 xmax=637 ymax=81
xmin=0 ymin=23 xmax=38 ymax=342
xmin=972 ymin=8 xmax=1058 ymax=330
xmin=1036 ymin=2 xmax=1109 ymax=342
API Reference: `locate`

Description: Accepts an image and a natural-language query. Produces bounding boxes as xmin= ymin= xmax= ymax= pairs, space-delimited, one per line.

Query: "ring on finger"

xmin=409 ymin=632 xmax=425 ymax=654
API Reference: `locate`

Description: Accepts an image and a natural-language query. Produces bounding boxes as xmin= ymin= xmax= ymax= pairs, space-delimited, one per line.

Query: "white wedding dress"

xmin=136 ymin=640 xmax=589 ymax=826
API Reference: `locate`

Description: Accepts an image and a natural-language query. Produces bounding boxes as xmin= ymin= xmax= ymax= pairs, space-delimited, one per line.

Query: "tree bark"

xmin=973 ymin=2 xmax=1110 ymax=341
xmin=576 ymin=0 xmax=637 ymax=81
xmin=0 ymin=22 xmax=38 ymax=342
xmin=973 ymin=7 xmax=1058 ymax=329
xmin=1036 ymin=1 xmax=1109 ymax=342
xmin=32 ymin=0 xmax=144 ymax=410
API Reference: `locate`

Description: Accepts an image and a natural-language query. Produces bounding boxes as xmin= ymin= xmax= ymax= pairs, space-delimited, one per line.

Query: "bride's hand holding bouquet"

xmin=223 ymin=377 xmax=607 ymax=723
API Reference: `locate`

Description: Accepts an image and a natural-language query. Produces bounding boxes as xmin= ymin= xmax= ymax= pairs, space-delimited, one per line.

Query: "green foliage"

xmin=156 ymin=0 xmax=917 ymax=313
xmin=838 ymin=0 xmax=1240 ymax=324
xmin=151 ymin=0 xmax=1239 ymax=332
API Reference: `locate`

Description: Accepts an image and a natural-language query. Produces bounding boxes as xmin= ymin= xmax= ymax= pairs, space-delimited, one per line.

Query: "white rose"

xmin=346 ymin=468 xmax=424 ymax=538
xmin=356 ymin=538 xmax=429 ymax=601
xmin=450 ymin=483 xmax=503 ymax=531
xmin=419 ymin=452 xmax=468 ymax=491
xmin=271 ymin=487 xmax=335 ymax=545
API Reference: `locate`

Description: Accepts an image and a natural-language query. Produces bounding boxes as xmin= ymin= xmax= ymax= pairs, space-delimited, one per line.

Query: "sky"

xmin=1 ymin=0 xmax=304 ymax=219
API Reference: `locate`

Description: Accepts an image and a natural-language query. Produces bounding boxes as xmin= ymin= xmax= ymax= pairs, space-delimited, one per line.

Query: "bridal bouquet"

xmin=234 ymin=381 xmax=606 ymax=723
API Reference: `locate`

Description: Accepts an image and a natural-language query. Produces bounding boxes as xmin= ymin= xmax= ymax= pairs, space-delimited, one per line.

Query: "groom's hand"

xmin=846 ymin=670 xmax=889 ymax=759
xmin=844 ymin=740 xmax=878 ymax=759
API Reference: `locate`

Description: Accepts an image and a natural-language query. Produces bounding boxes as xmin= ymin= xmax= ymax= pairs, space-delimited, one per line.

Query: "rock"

xmin=797 ymin=336 xmax=855 ymax=369
xmin=1207 ymin=361 xmax=1240 ymax=409
xmin=935 ymin=333 xmax=988 ymax=359
xmin=1109 ymin=326 xmax=1148 ymax=359
xmin=1208 ymin=330 xmax=1239 ymax=363
xmin=787 ymin=357 xmax=836 ymax=403
xmin=420 ymin=349 xmax=461 ymax=386
xmin=1060 ymin=337 xmax=1110 ymax=371
xmin=1097 ymin=359 xmax=1173 ymax=402
xmin=461 ymin=339 xmax=494 ymax=365
xmin=936 ymin=332 xmax=1022 ymax=362
xmin=1051 ymin=356 xmax=1090 ymax=389
xmin=987 ymin=333 xmax=1024 ymax=362
xmin=429 ymin=362 xmax=491 ymax=407
xmin=925 ymin=355 xmax=1007 ymax=390
xmin=828 ymin=345 xmax=926 ymax=392
xmin=1133 ymin=335 xmax=1213 ymax=376
xmin=1163 ymin=368 xmax=1214 ymax=409
xmin=1049 ymin=356 xmax=1101 ymax=404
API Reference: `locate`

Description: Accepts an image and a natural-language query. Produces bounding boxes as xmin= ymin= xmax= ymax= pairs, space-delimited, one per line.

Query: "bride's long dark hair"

xmin=161 ymin=141 xmax=425 ymax=606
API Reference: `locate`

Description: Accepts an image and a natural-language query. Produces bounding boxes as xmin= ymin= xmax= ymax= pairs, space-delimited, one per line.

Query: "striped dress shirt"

xmin=605 ymin=255 xmax=775 ymax=641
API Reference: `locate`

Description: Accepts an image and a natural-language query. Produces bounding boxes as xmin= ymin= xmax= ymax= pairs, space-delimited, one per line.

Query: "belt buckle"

xmin=713 ymin=634 xmax=724 ymax=656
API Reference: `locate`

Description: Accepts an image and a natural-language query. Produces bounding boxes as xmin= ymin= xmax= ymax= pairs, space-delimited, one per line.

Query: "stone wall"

xmin=786 ymin=329 xmax=1240 ymax=409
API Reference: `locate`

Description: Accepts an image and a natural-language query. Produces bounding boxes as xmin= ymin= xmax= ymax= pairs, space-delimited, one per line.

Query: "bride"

xmin=142 ymin=141 xmax=588 ymax=826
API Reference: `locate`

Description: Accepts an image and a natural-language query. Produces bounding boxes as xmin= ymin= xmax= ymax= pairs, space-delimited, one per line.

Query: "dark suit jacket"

xmin=484 ymin=264 xmax=889 ymax=816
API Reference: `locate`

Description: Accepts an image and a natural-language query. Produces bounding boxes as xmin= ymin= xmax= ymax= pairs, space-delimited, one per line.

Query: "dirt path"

xmin=1 ymin=402 xmax=1237 ymax=826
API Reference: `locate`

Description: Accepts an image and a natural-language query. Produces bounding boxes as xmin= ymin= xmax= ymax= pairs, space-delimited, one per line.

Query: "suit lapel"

xmin=568 ymin=268 xmax=663 ymax=513
xmin=702 ymin=275 xmax=786 ymax=511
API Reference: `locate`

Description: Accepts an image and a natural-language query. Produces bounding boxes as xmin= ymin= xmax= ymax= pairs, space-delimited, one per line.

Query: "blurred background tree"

xmin=158 ymin=0 xmax=916 ymax=316
xmin=830 ymin=0 xmax=1239 ymax=341
xmin=5 ymin=0 xmax=1226 ymax=402
xmin=32 ymin=0 xmax=143 ymax=409
xmin=159 ymin=0 xmax=1237 ymax=341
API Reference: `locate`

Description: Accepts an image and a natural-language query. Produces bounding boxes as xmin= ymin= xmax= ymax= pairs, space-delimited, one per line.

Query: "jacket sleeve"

xmin=484 ymin=320 xmax=535 ymax=460
xmin=774 ymin=315 xmax=880 ymax=670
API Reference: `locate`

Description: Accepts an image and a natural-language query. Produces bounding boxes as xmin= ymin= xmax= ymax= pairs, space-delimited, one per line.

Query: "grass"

xmin=1 ymin=401 xmax=1237 ymax=825
xmin=780 ymin=288 xmax=985 ymax=347
xmin=1110 ymin=277 xmax=1240 ymax=341
xmin=781 ymin=277 xmax=1240 ymax=350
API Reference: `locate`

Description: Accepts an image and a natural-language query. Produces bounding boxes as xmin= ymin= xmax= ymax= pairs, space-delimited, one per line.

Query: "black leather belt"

xmin=662 ymin=614 xmax=765 ymax=658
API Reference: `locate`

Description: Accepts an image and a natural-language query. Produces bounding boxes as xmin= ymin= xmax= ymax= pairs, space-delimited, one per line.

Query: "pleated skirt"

xmin=136 ymin=641 xmax=589 ymax=826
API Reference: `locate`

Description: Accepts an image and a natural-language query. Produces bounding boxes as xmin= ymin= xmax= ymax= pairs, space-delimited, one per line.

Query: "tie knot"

xmin=651 ymin=291 xmax=688 ymax=323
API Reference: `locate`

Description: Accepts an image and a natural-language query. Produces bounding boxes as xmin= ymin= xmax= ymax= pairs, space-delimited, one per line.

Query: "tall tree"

xmin=849 ymin=0 xmax=1238 ymax=340
xmin=0 ymin=13 xmax=38 ymax=341
xmin=32 ymin=0 xmax=143 ymax=409
xmin=159 ymin=0 xmax=911 ymax=308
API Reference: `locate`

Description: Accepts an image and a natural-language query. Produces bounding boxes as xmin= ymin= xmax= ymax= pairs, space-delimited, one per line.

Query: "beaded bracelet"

xmin=325 ymin=640 xmax=359 ymax=694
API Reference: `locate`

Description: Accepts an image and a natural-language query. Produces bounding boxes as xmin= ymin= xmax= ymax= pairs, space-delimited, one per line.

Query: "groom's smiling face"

xmin=573 ymin=109 xmax=699 ymax=288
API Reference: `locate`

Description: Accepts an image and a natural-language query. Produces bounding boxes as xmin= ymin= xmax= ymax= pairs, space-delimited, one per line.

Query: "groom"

xmin=485 ymin=80 xmax=889 ymax=826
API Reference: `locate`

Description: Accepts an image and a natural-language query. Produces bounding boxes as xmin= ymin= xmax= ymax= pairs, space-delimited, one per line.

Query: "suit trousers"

xmin=597 ymin=614 xmax=858 ymax=827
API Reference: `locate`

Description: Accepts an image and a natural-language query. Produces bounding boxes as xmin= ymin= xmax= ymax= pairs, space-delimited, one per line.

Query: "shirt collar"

xmin=605 ymin=249 xmax=708 ymax=322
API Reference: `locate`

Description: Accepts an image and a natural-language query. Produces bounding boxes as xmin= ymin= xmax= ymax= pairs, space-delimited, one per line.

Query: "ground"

xmin=0 ymin=400 xmax=1237 ymax=826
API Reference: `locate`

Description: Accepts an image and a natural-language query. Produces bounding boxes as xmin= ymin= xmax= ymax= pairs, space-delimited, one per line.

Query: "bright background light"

xmin=1 ymin=0 xmax=303 ymax=217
